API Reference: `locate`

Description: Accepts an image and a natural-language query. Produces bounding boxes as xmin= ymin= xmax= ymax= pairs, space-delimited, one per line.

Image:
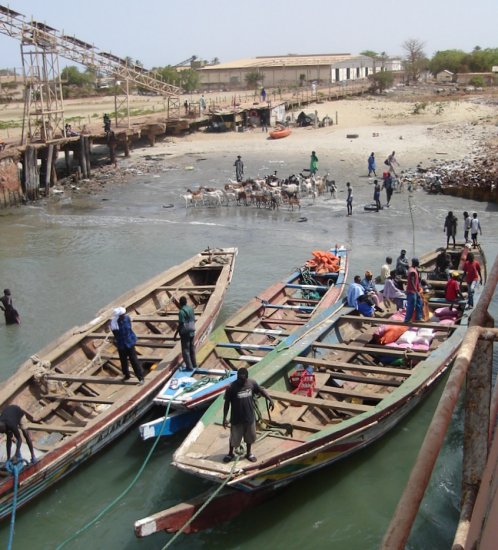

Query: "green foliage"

xmin=179 ymin=69 xmax=200 ymax=92
xmin=402 ymin=38 xmax=428 ymax=83
xmin=468 ymin=76 xmax=485 ymax=87
xmin=61 ymin=66 xmax=95 ymax=87
xmin=360 ymin=50 xmax=379 ymax=58
xmin=245 ymin=71 xmax=264 ymax=90
xmin=369 ymin=71 xmax=394 ymax=93
xmin=412 ymin=102 xmax=428 ymax=114
xmin=429 ymin=48 xmax=498 ymax=75
xmin=435 ymin=102 xmax=445 ymax=115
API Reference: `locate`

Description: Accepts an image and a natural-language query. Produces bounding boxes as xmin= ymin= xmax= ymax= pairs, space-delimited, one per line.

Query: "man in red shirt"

xmin=462 ymin=252 xmax=482 ymax=308
xmin=445 ymin=271 xmax=464 ymax=309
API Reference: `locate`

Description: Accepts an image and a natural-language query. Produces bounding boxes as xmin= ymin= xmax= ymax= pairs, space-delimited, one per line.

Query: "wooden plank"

xmin=263 ymin=304 xmax=315 ymax=312
xmin=44 ymin=374 xmax=137 ymax=385
xmin=266 ymin=389 xmax=372 ymax=413
xmin=43 ymin=394 xmax=115 ymax=405
xmin=311 ymin=342 xmax=429 ymax=359
xmin=338 ymin=315 xmax=455 ymax=330
xmin=316 ymin=371 xmax=402 ymax=387
xmin=224 ymin=327 xmax=289 ymax=337
xmin=100 ymin=354 xmax=164 ymax=361
xmin=287 ymin=298 xmax=320 ymax=304
xmin=89 ymin=333 xmax=174 ymax=340
xmin=316 ymin=386 xmax=385 ymax=402
xmin=286 ymin=283 xmax=328 ymax=290
xmin=216 ymin=343 xmax=274 ymax=351
xmin=261 ymin=319 xmax=307 ymax=326
xmin=25 ymin=422 xmax=80 ymax=434
xmin=157 ymin=285 xmax=216 ymax=290
xmin=295 ymin=357 xmax=412 ymax=377
xmin=132 ymin=315 xmax=183 ymax=322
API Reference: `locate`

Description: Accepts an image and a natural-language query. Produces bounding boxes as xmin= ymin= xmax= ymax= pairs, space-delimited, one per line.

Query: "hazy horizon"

xmin=0 ymin=0 xmax=496 ymax=71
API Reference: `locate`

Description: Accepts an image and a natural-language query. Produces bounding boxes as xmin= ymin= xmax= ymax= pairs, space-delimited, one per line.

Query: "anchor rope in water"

xmin=5 ymin=459 xmax=29 ymax=550
xmin=162 ymin=394 xmax=279 ymax=548
xmin=55 ymin=384 xmax=190 ymax=549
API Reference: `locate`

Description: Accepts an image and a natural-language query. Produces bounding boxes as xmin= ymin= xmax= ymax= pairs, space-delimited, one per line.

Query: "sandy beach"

xmin=121 ymin=91 xmax=498 ymax=180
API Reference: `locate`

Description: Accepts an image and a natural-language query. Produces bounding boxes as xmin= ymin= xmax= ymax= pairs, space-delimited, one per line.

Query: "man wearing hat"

xmin=404 ymin=258 xmax=423 ymax=322
xmin=110 ymin=307 xmax=144 ymax=384
xmin=396 ymin=250 xmax=409 ymax=277
xmin=445 ymin=271 xmax=464 ymax=310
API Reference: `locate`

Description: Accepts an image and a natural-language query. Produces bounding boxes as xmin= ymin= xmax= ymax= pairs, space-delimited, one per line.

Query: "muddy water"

xmin=0 ymin=151 xmax=497 ymax=549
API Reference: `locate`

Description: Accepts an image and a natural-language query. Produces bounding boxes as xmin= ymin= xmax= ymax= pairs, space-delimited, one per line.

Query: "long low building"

xmin=198 ymin=53 xmax=399 ymax=90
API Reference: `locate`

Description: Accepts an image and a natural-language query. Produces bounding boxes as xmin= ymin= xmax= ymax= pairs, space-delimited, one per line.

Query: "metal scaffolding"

xmin=0 ymin=3 xmax=181 ymax=143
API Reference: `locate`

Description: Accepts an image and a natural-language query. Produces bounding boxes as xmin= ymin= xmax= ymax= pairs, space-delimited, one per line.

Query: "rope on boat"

xmin=55 ymin=385 xmax=190 ymax=550
xmin=161 ymin=454 xmax=241 ymax=550
xmin=5 ymin=459 xmax=28 ymax=550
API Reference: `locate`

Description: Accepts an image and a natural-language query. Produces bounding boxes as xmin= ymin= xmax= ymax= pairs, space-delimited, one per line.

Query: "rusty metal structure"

xmin=0 ymin=4 xmax=181 ymax=143
xmin=382 ymin=253 xmax=498 ymax=549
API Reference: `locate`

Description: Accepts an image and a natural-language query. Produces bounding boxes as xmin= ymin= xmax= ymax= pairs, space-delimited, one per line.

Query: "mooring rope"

xmin=55 ymin=385 xmax=189 ymax=549
xmin=5 ymin=459 xmax=28 ymax=550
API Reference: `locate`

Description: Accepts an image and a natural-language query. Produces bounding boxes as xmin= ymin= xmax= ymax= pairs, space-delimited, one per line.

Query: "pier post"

xmin=23 ymin=145 xmax=39 ymax=201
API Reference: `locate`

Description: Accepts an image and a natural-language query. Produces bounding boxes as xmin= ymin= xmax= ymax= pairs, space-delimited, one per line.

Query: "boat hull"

xmin=0 ymin=248 xmax=237 ymax=520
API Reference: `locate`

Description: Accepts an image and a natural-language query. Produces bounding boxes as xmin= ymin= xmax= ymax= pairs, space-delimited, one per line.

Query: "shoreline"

xmin=57 ymin=93 xmax=498 ymax=197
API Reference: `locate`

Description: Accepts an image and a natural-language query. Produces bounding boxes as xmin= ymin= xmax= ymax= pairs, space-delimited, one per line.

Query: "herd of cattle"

xmin=181 ymin=172 xmax=333 ymax=210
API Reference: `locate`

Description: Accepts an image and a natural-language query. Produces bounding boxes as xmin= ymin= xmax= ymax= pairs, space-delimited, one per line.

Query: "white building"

xmin=198 ymin=53 xmax=376 ymax=90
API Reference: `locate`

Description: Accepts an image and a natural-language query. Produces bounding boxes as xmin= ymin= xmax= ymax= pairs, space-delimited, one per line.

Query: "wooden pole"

xmin=80 ymin=136 xmax=88 ymax=179
xmin=45 ymin=144 xmax=54 ymax=194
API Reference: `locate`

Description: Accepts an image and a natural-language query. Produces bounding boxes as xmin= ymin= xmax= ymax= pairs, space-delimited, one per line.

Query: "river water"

xmin=0 ymin=150 xmax=497 ymax=549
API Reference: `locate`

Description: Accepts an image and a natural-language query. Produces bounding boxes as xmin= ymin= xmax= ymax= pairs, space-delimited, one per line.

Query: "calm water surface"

xmin=0 ymin=150 xmax=497 ymax=549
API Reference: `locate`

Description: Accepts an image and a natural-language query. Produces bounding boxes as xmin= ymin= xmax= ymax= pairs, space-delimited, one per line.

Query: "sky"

xmin=0 ymin=0 xmax=497 ymax=71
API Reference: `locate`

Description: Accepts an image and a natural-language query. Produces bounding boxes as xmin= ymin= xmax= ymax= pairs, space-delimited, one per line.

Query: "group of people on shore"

xmin=444 ymin=210 xmax=482 ymax=248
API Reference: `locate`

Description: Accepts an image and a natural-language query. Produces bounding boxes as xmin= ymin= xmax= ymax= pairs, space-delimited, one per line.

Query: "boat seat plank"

xmin=295 ymin=357 xmax=412 ymax=377
xmin=263 ymin=304 xmax=315 ymax=312
xmin=88 ymin=333 xmax=175 ymax=340
xmin=132 ymin=315 xmax=186 ymax=322
xmin=43 ymin=394 xmax=115 ymax=404
xmin=312 ymin=343 xmax=429 ymax=359
xmin=338 ymin=315 xmax=455 ymax=331
xmin=216 ymin=343 xmax=275 ymax=351
xmin=315 ymin=386 xmax=385 ymax=402
xmin=287 ymin=298 xmax=320 ymax=304
xmin=224 ymin=327 xmax=289 ymax=337
xmin=286 ymin=283 xmax=329 ymax=291
xmin=157 ymin=285 xmax=216 ymax=290
xmin=100 ymin=354 xmax=164 ymax=361
xmin=25 ymin=423 xmax=80 ymax=434
xmin=317 ymin=371 xmax=402 ymax=387
xmin=261 ymin=319 xmax=307 ymax=326
xmin=44 ymin=374 xmax=137 ymax=385
xmin=226 ymin=355 xmax=263 ymax=363
xmin=266 ymin=389 xmax=372 ymax=413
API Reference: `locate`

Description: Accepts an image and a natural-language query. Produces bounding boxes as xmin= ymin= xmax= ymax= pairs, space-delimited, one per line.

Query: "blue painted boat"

xmin=140 ymin=246 xmax=349 ymax=439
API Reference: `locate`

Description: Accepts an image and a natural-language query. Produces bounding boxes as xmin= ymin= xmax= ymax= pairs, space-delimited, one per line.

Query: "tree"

xmin=360 ymin=50 xmax=379 ymax=58
xmin=61 ymin=65 xmax=95 ymax=87
xmin=402 ymin=38 xmax=427 ymax=83
xmin=180 ymin=68 xmax=200 ymax=92
xmin=369 ymin=71 xmax=394 ymax=93
xmin=210 ymin=57 xmax=220 ymax=65
xmin=245 ymin=71 xmax=264 ymax=90
xmin=428 ymin=50 xmax=467 ymax=75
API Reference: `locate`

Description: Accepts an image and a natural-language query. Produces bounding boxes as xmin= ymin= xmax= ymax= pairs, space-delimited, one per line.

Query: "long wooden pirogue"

xmin=0 ymin=247 xmax=237 ymax=519
xmin=135 ymin=243 xmax=486 ymax=537
xmin=139 ymin=246 xmax=348 ymax=439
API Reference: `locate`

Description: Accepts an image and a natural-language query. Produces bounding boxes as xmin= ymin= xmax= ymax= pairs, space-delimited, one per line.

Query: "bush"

xmin=468 ymin=76 xmax=485 ymax=87
xmin=412 ymin=102 xmax=428 ymax=114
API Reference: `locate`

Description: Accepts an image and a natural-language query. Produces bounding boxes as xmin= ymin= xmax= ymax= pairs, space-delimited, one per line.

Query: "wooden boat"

xmin=269 ymin=126 xmax=291 ymax=139
xmin=135 ymin=244 xmax=486 ymax=537
xmin=0 ymin=247 xmax=237 ymax=520
xmin=139 ymin=246 xmax=348 ymax=440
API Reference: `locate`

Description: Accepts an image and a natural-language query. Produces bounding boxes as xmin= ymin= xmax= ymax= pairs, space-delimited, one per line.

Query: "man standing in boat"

xmin=111 ymin=307 xmax=145 ymax=384
xmin=174 ymin=296 xmax=197 ymax=371
xmin=234 ymin=155 xmax=244 ymax=182
xmin=223 ymin=367 xmax=274 ymax=463
xmin=0 ymin=404 xmax=37 ymax=465
xmin=404 ymin=258 xmax=423 ymax=322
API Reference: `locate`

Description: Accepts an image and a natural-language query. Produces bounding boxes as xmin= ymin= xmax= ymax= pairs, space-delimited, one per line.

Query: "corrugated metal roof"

xmin=201 ymin=54 xmax=369 ymax=70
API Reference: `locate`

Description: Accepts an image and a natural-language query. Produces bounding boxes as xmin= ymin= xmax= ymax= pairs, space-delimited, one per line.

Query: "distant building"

xmin=436 ymin=70 xmax=454 ymax=83
xmin=198 ymin=53 xmax=377 ymax=91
